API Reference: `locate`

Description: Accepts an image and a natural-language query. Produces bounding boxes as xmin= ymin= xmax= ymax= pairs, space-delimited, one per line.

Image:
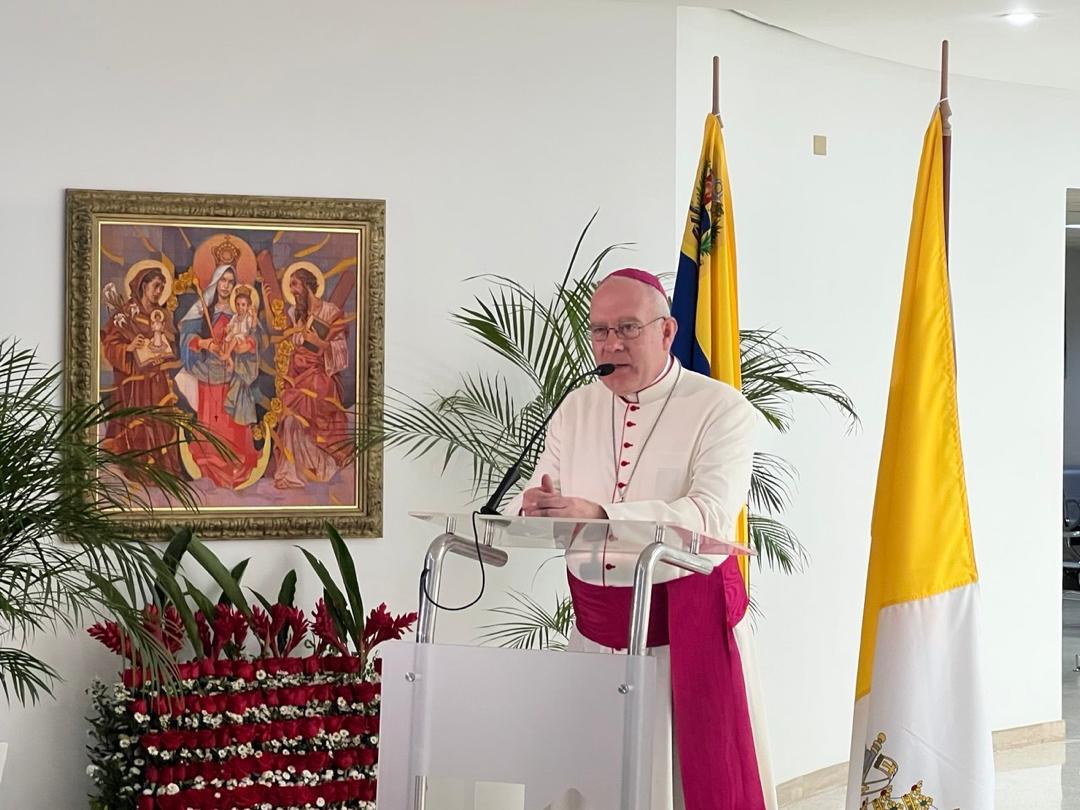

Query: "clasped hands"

xmin=521 ymin=474 xmax=607 ymax=519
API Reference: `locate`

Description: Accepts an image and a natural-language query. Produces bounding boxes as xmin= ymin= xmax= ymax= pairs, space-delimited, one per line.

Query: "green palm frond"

xmin=749 ymin=452 xmax=797 ymax=515
xmin=0 ymin=647 xmax=59 ymax=705
xmin=360 ymin=217 xmax=855 ymax=640
xmin=749 ymin=514 xmax=809 ymax=575
xmin=740 ymin=328 xmax=858 ymax=434
xmin=476 ymin=591 xmax=574 ymax=651
xmin=0 ymin=338 xmax=212 ymax=703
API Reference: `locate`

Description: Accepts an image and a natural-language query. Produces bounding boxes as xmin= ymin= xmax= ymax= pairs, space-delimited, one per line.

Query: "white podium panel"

xmin=378 ymin=640 xmax=657 ymax=810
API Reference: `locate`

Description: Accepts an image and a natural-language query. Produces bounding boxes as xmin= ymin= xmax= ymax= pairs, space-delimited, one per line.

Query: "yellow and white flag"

xmin=845 ymin=108 xmax=994 ymax=809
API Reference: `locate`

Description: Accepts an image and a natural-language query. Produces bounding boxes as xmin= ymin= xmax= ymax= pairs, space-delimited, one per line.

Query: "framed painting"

xmin=65 ymin=189 xmax=384 ymax=539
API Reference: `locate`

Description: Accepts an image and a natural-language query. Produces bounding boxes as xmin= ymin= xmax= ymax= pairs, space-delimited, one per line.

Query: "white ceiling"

xmin=684 ymin=2 xmax=1080 ymax=91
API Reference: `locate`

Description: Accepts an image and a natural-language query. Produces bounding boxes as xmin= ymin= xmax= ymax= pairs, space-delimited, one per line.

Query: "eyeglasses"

xmin=588 ymin=317 xmax=666 ymax=342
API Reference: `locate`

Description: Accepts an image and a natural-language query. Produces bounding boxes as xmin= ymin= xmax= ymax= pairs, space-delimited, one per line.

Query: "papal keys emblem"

xmin=861 ymin=732 xmax=937 ymax=809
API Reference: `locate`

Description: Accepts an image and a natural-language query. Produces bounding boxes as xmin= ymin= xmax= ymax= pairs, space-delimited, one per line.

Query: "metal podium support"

xmin=406 ymin=520 xmax=717 ymax=810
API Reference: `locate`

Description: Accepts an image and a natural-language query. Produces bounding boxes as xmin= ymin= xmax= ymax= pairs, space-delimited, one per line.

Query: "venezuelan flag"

xmin=672 ymin=113 xmax=749 ymax=562
xmin=844 ymin=108 xmax=993 ymax=809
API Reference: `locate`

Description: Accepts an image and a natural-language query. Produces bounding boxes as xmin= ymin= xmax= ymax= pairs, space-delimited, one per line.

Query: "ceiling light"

xmin=998 ymin=10 xmax=1039 ymax=25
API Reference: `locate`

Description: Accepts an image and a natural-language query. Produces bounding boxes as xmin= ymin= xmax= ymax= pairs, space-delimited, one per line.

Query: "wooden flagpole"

xmin=712 ymin=55 xmax=723 ymax=127
xmin=940 ymin=40 xmax=952 ymax=253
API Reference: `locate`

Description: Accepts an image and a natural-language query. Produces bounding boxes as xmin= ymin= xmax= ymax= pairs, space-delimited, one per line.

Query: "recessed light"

xmin=997 ymin=10 xmax=1040 ymax=25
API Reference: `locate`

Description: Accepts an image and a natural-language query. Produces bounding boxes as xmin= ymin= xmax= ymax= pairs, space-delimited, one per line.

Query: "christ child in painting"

xmin=222 ymin=286 xmax=257 ymax=373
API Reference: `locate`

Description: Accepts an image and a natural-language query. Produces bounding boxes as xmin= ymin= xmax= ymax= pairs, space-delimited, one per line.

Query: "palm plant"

xmin=372 ymin=218 xmax=856 ymax=575
xmin=0 ymin=339 xmax=216 ymax=704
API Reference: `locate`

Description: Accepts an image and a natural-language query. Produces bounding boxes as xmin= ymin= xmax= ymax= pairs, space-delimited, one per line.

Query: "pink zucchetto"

xmin=602 ymin=267 xmax=668 ymax=300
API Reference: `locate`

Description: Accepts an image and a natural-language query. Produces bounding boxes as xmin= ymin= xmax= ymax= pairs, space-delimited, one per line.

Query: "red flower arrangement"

xmin=85 ymin=526 xmax=416 ymax=810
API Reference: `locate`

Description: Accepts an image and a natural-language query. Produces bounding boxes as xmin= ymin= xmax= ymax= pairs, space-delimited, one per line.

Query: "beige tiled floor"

xmin=784 ymin=592 xmax=1080 ymax=810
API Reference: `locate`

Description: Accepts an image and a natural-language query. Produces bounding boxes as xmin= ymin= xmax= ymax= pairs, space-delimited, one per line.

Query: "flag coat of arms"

xmin=846 ymin=107 xmax=994 ymax=809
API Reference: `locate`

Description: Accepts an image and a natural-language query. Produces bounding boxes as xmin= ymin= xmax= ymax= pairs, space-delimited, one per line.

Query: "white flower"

xmin=119 ymin=736 xmax=131 ymax=749
xmin=85 ymin=765 xmax=98 ymax=777
xmin=316 ymin=799 xmax=326 ymax=808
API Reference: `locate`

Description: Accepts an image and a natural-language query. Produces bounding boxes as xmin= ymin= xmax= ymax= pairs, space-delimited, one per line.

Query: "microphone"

xmin=479 ymin=363 xmax=615 ymax=515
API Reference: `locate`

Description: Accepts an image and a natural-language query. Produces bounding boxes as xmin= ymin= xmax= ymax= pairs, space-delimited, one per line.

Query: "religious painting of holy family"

xmin=65 ymin=189 xmax=384 ymax=539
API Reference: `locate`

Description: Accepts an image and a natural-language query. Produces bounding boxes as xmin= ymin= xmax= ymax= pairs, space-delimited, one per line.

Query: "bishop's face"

xmin=588 ymin=277 xmax=677 ymax=397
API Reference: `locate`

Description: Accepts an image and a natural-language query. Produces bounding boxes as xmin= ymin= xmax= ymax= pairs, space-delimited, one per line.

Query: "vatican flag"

xmin=845 ymin=108 xmax=994 ymax=809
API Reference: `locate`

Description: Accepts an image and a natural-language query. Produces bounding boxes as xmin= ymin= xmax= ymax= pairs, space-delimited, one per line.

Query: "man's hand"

xmin=522 ymin=474 xmax=606 ymax=519
xmin=303 ymin=330 xmax=326 ymax=349
xmin=126 ymin=335 xmax=148 ymax=353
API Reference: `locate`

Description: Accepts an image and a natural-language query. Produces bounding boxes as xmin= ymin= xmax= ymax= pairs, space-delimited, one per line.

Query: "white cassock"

xmin=512 ymin=356 xmax=777 ymax=810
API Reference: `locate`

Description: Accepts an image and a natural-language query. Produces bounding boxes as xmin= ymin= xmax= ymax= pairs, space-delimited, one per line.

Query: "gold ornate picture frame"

xmin=65 ymin=189 xmax=384 ymax=539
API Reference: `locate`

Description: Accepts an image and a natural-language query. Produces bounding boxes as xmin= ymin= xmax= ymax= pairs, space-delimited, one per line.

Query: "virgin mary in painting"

xmin=174 ymin=238 xmax=262 ymax=489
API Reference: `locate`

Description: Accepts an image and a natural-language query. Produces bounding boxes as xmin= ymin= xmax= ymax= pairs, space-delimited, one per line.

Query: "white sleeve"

xmin=602 ymin=395 xmax=756 ymax=541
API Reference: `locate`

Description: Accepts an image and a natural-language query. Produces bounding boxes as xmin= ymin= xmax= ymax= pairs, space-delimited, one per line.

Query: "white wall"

xmin=678 ymin=7 xmax=1068 ymax=784
xmin=0 ymin=1 xmax=676 ymax=807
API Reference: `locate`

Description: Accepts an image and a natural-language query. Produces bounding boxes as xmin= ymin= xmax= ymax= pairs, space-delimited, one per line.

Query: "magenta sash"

xmin=567 ymin=557 xmax=765 ymax=810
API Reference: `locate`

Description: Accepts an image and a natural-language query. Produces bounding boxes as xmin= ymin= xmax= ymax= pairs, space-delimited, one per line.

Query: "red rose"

xmin=358 ymin=746 xmax=377 ymax=766
xmin=159 ymin=730 xmax=184 ymax=751
xmin=232 ymin=724 xmax=256 ymax=744
xmin=235 ymin=661 xmax=255 ymax=680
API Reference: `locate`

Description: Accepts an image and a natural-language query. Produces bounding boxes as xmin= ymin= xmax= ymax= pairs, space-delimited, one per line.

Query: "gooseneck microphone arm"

xmin=479 ymin=363 xmax=616 ymax=515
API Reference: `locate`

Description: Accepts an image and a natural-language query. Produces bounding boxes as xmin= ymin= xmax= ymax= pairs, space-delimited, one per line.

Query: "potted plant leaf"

xmin=365 ymin=217 xmax=858 ymax=646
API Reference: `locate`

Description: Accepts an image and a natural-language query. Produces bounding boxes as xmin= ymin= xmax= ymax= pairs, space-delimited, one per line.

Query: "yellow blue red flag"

xmin=672 ymin=113 xmax=748 ymax=559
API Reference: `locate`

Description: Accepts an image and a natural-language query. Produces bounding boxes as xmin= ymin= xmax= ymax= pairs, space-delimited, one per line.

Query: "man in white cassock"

xmin=511 ymin=268 xmax=776 ymax=810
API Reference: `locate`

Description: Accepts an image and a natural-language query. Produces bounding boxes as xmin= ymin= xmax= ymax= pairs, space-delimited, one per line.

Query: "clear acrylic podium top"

xmin=410 ymin=511 xmax=754 ymax=586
